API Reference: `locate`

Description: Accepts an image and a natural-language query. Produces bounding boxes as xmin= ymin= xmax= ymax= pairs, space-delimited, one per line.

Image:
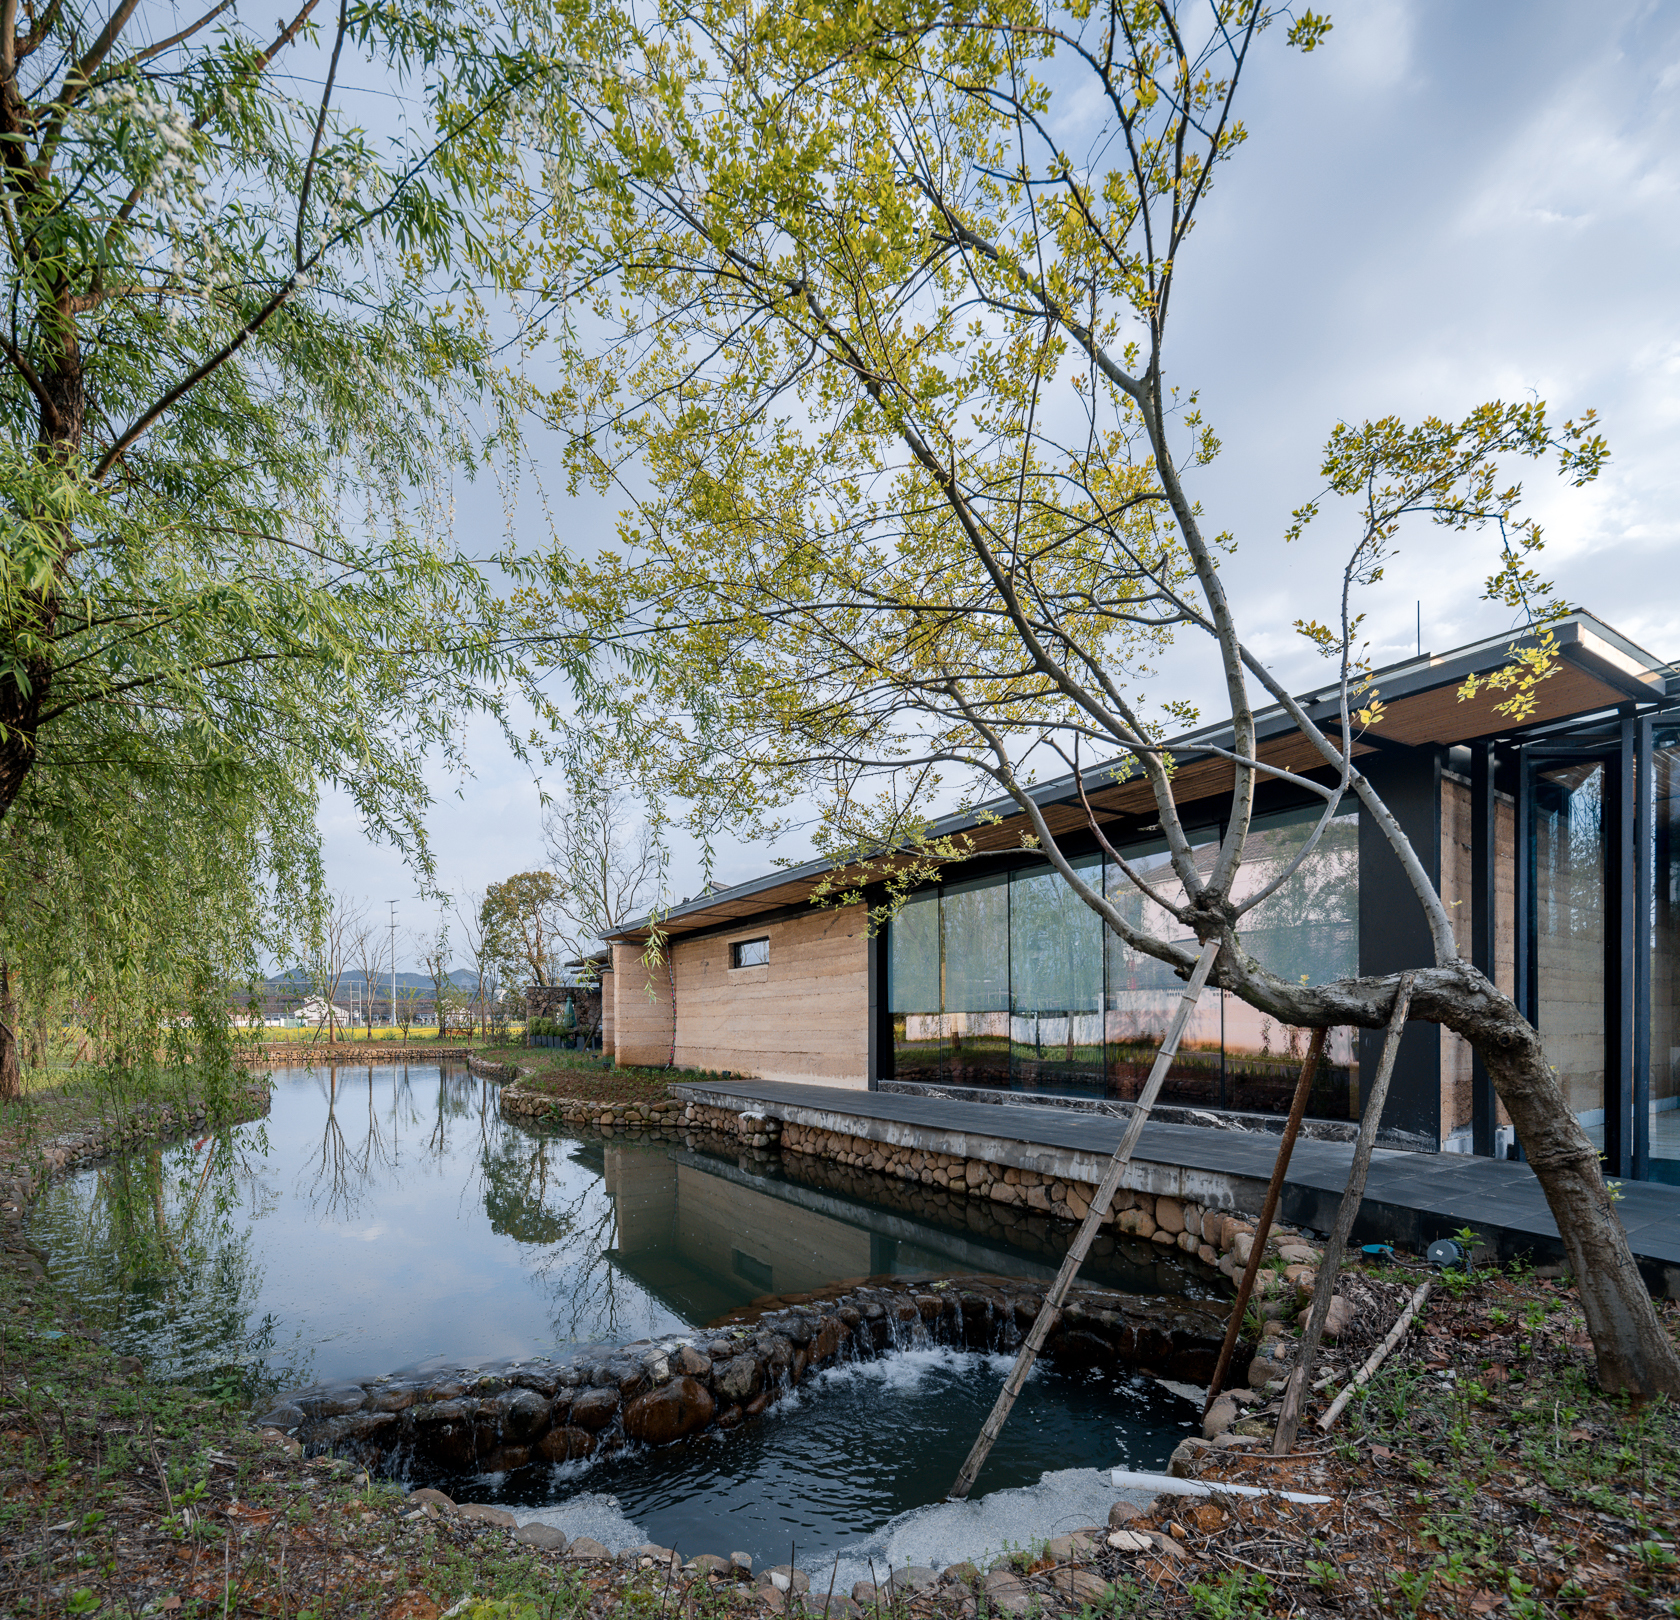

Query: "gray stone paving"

xmin=674 ymin=1079 xmax=1680 ymax=1284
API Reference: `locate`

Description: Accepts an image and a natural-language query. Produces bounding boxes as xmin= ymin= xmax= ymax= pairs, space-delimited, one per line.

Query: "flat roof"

xmin=605 ymin=611 xmax=1677 ymax=943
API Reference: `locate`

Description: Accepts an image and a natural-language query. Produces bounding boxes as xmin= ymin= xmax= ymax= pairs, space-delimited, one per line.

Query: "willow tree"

xmin=516 ymin=0 xmax=1678 ymax=1394
xmin=0 ymin=0 xmax=589 ymax=1095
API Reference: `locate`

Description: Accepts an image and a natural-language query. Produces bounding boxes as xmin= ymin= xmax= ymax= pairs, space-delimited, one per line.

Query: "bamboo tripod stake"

xmin=1201 ymin=1025 xmax=1327 ymax=1415
xmin=947 ymin=940 xmax=1222 ymax=1501
xmin=1272 ymin=972 xmax=1415 ymax=1453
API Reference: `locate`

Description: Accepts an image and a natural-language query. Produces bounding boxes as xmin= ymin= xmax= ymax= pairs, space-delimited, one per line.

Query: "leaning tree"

xmin=512 ymin=0 xmax=1677 ymax=1394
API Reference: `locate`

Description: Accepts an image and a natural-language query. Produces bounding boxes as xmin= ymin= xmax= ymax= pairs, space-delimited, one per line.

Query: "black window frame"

xmin=730 ymin=936 xmax=770 ymax=969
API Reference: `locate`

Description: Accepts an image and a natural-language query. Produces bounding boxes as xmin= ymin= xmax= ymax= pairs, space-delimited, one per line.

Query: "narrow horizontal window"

xmin=731 ymin=936 xmax=770 ymax=969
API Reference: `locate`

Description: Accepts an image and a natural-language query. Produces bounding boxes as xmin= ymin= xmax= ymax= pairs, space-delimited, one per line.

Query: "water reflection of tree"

xmin=300 ymin=1059 xmax=647 ymax=1343
xmin=46 ymin=1064 xmax=668 ymax=1393
xmin=477 ymin=1128 xmax=636 ymax=1342
xmin=45 ymin=1126 xmax=290 ymax=1390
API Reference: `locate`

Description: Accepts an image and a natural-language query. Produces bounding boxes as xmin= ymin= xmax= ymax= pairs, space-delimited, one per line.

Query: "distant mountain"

xmin=264 ymin=969 xmax=480 ymax=991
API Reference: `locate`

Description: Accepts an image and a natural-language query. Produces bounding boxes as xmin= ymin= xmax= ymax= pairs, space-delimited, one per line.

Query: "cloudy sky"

xmin=319 ymin=0 xmax=1680 ymax=962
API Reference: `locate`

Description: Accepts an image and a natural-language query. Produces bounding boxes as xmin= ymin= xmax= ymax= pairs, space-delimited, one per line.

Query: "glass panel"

xmin=1651 ymin=742 xmax=1680 ymax=1180
xmin=1223 ymin=805 xmax=1361 ymax=1120
xmin=941 ymin=874 xmax=1011 ymax=1087
xmin=1534 ymin=759 xmax=1607 ymax=1139
xmin=889 ymin=888 xmax=943 ymax=1082
xmin=1009 ymin=856 xmax=1104 ymax=1094
xmin=1104 ymin=836 xmax=1224 ymax=1106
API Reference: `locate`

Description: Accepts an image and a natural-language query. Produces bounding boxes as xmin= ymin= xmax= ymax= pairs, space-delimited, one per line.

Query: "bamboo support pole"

xmin=946 ymin=939 xmax=1222 ymax=1501
xmin=1202 ymin=1026 xmax=1327 ymax=1416
xmin=1272 ymin=973 xmax=1415 ymax=1453
xmin=1317 ymin=1278 xmax=1433 ymax=1431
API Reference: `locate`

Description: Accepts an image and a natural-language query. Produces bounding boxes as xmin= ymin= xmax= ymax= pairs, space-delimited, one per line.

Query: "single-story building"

xmin=603 ymin=612 xmax=1680 ymax=1184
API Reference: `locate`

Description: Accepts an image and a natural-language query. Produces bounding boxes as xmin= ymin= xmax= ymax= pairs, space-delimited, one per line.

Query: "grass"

xmin=479 ymin=1041 xmax=693 ymax=1106
xmin=1181 ymin=1258 xmax=1680 ymax=1619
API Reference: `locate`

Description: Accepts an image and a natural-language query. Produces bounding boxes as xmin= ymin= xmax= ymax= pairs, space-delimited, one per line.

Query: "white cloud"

xmin=319 ymin=0 xmax=1680 ymax=915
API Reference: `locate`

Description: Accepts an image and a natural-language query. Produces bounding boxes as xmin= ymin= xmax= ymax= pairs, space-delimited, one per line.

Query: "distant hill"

xmin=264 ymin=968 xmax=479 ymax=992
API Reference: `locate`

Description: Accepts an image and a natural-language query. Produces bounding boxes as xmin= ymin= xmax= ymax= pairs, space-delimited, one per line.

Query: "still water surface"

xmin=32 ymin=1063 xmax=1201 ymax=1563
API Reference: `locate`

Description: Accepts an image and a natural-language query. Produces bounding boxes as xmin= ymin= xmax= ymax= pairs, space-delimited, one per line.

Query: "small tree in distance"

xmin=416 ymin=920 xmax=454 ymax=1042
xmin=306 ymin=895 xmax=362 ymax=1046
xmin=532 ymin=0 xmax=1680 ymax=1393
xmin=480 ymin=872 xmax=565 ymax=991
xmin=542 ymin=782 xmax=664 ymax=980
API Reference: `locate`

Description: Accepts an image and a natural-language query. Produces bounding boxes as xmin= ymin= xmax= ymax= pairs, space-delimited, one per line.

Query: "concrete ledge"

xmin=677 ymin=1081 xmax=1271 ymax=1213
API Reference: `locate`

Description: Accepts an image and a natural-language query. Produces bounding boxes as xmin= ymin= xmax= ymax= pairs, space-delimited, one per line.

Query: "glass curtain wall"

xmin=1533 ymin=760 xmax=1608 ymax=1141
xmin=1222 ymin=806 xmax=1361 ymax=1117
xmin=1011 ymin=856 xmax=1104 ymax=1092
xmin=888 ymin=888 xmax=943 ymax=1083
xmin=1651 ymin=737 xmax=1680 ymax=1181
xmin=941 ymin=874 xmax=1011 ymax=1087
xmin=886 ymin=805 xmax=1361 ymax=1117
xmin=1104 ymin=839 xmax=1224 ymax=1104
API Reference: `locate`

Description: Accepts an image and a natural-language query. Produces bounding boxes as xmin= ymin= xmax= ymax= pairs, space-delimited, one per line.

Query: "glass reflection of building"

xmin=889 ymin=805 xmax=1361 ymax=1118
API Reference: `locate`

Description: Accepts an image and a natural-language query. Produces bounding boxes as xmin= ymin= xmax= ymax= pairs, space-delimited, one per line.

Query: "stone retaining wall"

xmin=255 ymin=1044 xmax=473 ymax=1066
xmin=467 ymin=1053 xmax=522 ymax=1081
xmin=499 ymin=1084 xmax=685 ymax=1132
xmin=683 ymin=1101 xmax=1300 ymax=1288
xmin=257 ymin=1274 xmax=1236 ymax=1474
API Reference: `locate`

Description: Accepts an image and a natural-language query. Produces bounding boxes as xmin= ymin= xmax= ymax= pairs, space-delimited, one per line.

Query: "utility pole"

xmin=389 ymin=900 xmax=398 ymax=1029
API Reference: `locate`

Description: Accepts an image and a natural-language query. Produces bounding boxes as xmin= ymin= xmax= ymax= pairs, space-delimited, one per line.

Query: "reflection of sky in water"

xmin=32 ymin=1064 xmax=1207 ymax=1402
xmin=34 ymin=1065 xmax=692 ymax=1393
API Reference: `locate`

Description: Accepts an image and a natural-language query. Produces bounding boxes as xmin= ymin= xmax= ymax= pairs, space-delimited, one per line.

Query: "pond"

xmin=32 ymin=1063 xmax=1209 ymax=1571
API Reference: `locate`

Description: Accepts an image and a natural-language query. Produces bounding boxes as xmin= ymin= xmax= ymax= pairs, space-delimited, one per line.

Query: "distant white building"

xmin=268 ymin=996 xmax=352 ymax=1030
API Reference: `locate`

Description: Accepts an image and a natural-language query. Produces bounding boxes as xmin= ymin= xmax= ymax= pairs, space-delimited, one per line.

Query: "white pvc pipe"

xmin=1110 ymin=1469 xmax=1331 ymax=1506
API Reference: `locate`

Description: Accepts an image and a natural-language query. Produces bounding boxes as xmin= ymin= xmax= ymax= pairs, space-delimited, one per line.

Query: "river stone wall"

xmin=684 ymin=1103 xmax=1289 ymax=1285
xmin=255 ymin=1044 xmax=474 ymax=1066
xmin=499 ymin=1085 xmax=686 ymax=1132
xmin=256 ymin=1274 xmax=1236 ymax=1472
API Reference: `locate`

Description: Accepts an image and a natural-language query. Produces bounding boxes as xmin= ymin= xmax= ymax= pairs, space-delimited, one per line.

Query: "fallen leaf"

xmin=1469 ymin=1592 xmax=1504 ymax=1614
xmin=160 ymin=1599 xmax=182 ymax=1614
xmin=1369 ymin=1445 xmax=1392 ymax=1461
xmin=386 ymin=1595 xmax=441 ymax=1620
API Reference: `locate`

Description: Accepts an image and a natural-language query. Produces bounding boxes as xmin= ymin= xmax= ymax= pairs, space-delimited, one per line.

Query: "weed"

xmin=1189 ymin=1571 xmax=1272 ymax=1620
xmin=1390 ymin=1566 xmax=1434 ymax=1615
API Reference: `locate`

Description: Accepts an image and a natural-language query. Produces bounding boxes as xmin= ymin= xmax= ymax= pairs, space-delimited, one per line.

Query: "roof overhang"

xmin=604 ymin=611 xmax=1677 ymax=945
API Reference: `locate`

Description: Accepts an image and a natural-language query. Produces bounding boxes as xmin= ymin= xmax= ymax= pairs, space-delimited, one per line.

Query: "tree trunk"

xmin=0 ymin=961 xmax=21 ymax=1102
xmin=1439 ymin=967 xmax=1680 ymax=1399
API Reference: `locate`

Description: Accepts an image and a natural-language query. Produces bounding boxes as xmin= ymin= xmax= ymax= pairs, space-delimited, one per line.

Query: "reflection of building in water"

xmin=597 ymin=1141 xmax=1200 ymax=1327
xmin=603 ymin=1144 xmax=873 ymax=1322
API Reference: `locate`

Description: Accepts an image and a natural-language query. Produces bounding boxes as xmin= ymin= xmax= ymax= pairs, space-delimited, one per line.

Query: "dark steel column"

xmin=1513 ymin=744 xmax=1533 ymax=1164
xmin=1356 ymin=748 xmax=1442 ymax=1144
xmin=1471 ymin=741 xmax=1499 ymax=1156
xmin=1602 ymin=717 xmax=1635 ymax=1177
xmin=867 ymin=888 xmax=886 ymax=1090
xmin=1635 ymin=717 xmax=1654 ymax=1182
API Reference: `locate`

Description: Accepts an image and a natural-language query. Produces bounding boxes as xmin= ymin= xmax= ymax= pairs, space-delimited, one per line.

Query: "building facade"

xmin=605 ymin=614 xmax=1680 ymax=1183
